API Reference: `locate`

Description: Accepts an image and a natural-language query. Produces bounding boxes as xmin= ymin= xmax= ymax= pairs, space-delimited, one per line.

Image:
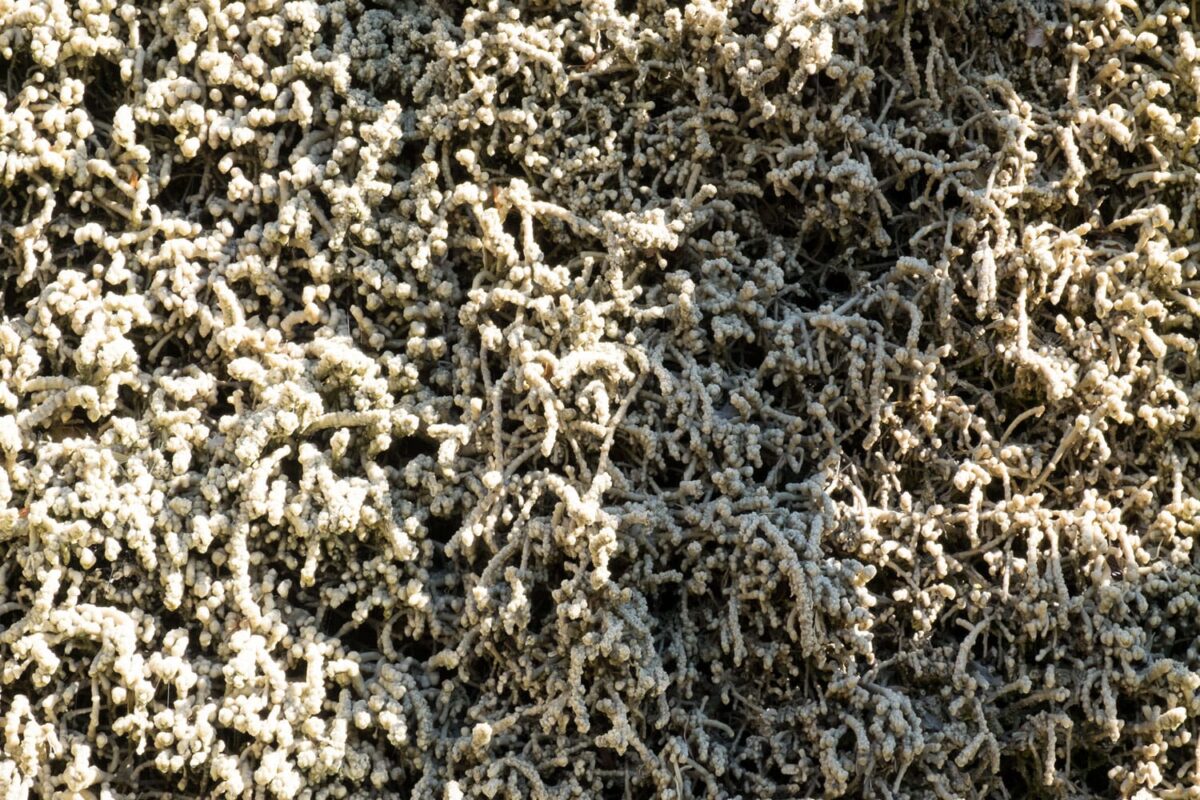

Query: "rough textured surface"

xmin=1 ymin=0 xmax=1200 ymax=797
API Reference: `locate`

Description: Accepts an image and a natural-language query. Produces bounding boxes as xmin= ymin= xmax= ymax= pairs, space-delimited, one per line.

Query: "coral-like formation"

xmin=1 ymin=0 xmax=1200 ymax=797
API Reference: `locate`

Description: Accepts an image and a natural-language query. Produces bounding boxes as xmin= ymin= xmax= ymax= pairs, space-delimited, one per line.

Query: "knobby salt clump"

xmin=1 ymin=0 xmax=1199 ymax=797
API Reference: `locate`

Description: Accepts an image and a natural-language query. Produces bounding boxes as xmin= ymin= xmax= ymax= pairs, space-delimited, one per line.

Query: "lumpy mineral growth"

xmin=1 ymin=0 xmax=1199 ymax=797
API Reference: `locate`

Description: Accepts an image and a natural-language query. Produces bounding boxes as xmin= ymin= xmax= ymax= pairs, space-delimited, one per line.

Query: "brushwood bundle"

xmin=1 ymin=0 xmax=1199 ymax=797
